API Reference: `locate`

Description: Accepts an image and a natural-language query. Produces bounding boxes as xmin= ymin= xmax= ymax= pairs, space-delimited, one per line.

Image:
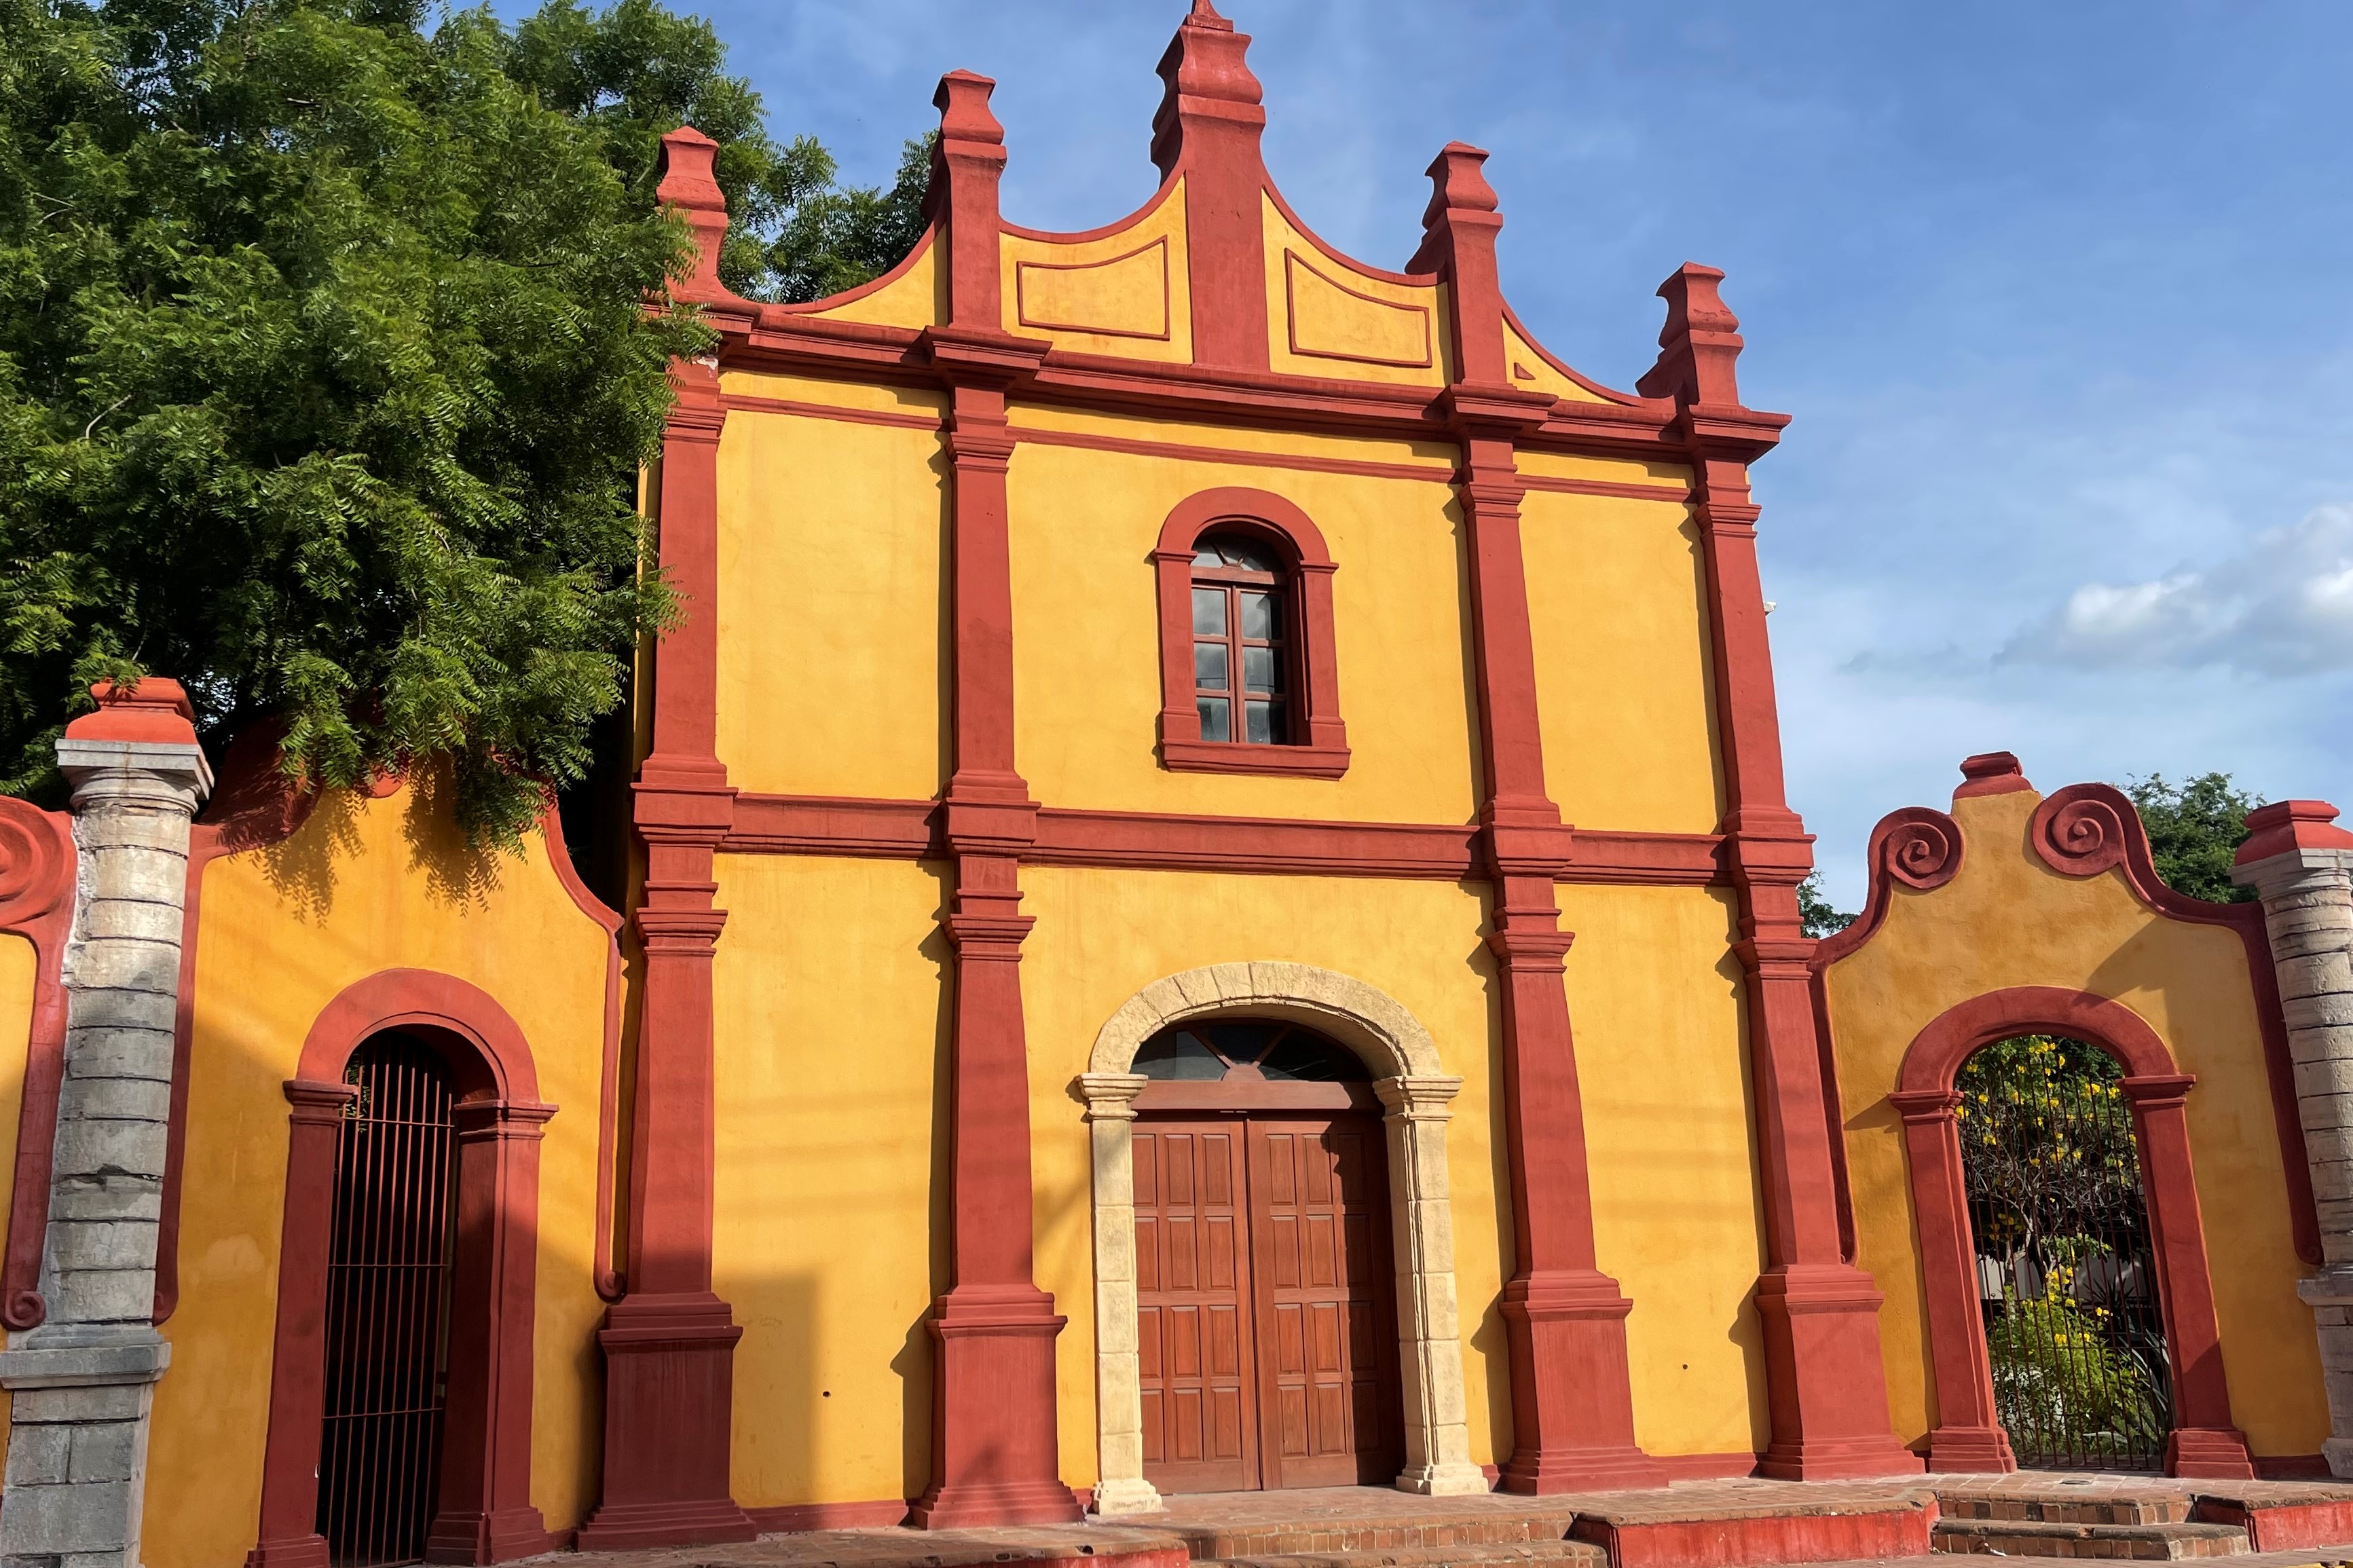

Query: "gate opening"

xmin=316 ymin=1032 xmax=460 ymax=1566
xmin=1957 ymin=1034 xmax=2172 ymax=1470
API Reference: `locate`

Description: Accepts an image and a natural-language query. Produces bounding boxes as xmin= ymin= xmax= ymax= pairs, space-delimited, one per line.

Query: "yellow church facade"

xmin=0 ymin=5 xmax=2336 ymax=1566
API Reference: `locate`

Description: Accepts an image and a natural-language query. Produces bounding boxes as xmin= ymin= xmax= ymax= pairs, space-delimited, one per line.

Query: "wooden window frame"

xmin=1153 ymin=487 xmax=1350 ymax=778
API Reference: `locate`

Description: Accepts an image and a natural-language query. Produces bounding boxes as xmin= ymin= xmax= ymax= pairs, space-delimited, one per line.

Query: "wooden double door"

xmin=1132 ymin=1113 xmax=1401 ymax=1492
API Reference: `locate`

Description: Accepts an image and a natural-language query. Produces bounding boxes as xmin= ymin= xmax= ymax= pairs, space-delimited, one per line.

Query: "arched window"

xmin=1154 ymin=488 xmax=1350 ymax=778
xmin=1189 ymin=534 xmax=1293 ymax=745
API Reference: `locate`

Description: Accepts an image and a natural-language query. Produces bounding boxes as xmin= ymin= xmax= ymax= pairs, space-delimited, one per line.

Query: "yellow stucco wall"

xmin=714 ymin=377 xmax=948 ymax=801
xmin=1561 ymin=884 xmax=1768 ymax=1457
xmin=148 ymin=783 xmax=615 ymax=1568
xmin=710 ymin=852 xmax=948 ymax=1509
xmin=1005 ymin=439 xmax=1479 ymax=825
xmin=1826 ymin=787 xmax=2326 ymax=1457
xmin=1521 ymin=489 xmax=1724 ymax=835
xmin=0 ymin=931 xmax=31 ymax=1468
xmin=1001 ymin=182 xmax=1193 ymax=362
xmin=1261 ymin=196 xmax=1451 ymax=388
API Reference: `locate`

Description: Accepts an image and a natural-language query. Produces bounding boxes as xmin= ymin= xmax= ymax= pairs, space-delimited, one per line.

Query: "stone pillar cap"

xmin=2237 ymin=800 xmax=2353 ymax=864
xmin=63 ymin=677 xmax=198 ymax=746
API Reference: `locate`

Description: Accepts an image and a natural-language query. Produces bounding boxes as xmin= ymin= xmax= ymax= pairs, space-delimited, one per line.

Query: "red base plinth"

xmin=2168 ymin=1425 xmax=2257 ymax=1480
xmin=1752 ymin=1265 xmax=1923 ymax=1480
xmin=1496 ymin=1269 xmax=1667 ymax=1493
xmin=908 ymin=1284 xmax=1083 ymax=1529
xmin=576 ymin=1292 xmax=756 ymax=1548
xmin=425 ymin=1506 xmax=552 ymax=1563
xmin=1923 ymin=1423 xmax=2016 ymax=1474
xmin=244 ymin=1535 xmax=330 ymax=1568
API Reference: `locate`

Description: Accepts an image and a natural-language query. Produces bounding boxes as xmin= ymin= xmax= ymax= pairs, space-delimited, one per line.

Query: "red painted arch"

xmin=1891 ymin=986 xmax=2252 ymax=1479
xmin=1153 ymin=487 xmax=1350 ymax=779
xmin=248 ymin=970 xmax=556 ymax=1565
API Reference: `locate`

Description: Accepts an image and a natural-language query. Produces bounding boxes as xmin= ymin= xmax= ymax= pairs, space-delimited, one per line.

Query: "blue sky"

xmin=645 ymin=1 xmax=2353 ymax=907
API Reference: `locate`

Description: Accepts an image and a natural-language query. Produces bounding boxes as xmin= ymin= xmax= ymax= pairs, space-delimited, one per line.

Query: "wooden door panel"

xmin=1248 ymin=1119 xmax=1401 ymax=1488
xmin=1135 ymin=1122 xmax=1257 ymax=1492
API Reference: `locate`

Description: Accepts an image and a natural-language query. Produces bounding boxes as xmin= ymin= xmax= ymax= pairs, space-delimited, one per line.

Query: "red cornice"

xmin=719 ymin=791 xmax=1722 ymax=886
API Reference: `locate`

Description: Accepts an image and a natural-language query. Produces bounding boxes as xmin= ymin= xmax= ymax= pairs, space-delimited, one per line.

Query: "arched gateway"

xmin=1077 ymin=963 xmax=1487 ymax=1513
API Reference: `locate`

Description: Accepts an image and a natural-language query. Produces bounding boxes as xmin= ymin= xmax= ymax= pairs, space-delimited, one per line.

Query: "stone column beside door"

xmin=2234 ymin=799 xmax=2353 ymax=1478
xmin=0 ymin=679 xmax=211 ymax=1568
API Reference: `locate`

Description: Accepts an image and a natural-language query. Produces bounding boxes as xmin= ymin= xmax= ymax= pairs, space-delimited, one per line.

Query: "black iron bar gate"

xmin=316 ymin=1034 xmax=459 ymax=1567
xmin=1957 ymin=1034 xmax=2172 ymax=1470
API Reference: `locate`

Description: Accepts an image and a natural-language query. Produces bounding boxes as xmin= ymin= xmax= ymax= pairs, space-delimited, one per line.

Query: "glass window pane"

xmin=1259 ymin=1030 xmax=1372 ymax=1082
xmin=1133 ymin=1029 xmax=1226 ymax=1080
xmin=1218 ymin=539 xmax=1281 ymax=574
xmin=1193 ymin=546 xmax=1225 ymax=567
xmin=1245 ymin=700 xmax=1275 ymax=745
xmin=1240 ymin=590 xmax=1278 ymax=639
xmin=1242 ymin=646 xmax=1278 ymax=693
xmin=1191 ymin=586 xmax=1226 ymax=635
xmin=1193 ymin=641 xmax=1229 ymax=690
xmin=1198 ymin=696 xmax=1230 ymax=742
xmin=1204 ymin=1022 xmax=1274 ymax=1064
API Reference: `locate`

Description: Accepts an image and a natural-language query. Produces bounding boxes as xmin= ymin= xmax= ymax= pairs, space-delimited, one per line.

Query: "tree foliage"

xmin=0 ymin=0 xmax=929 ymax=841
xmin=1798 ymin=870 xmax=1855 ymax=939
xmin=2126 ymin=771 xmax=2262 ymax=904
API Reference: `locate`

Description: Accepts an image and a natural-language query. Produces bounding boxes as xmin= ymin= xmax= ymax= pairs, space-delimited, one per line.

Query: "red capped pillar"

xmin=1640 ymin=265 xmax=1919 ymax=1478
xmin=578 ymin=128 xmax=756 ymax=1549
xmin=1423 ymin=151 xmax=1663 ymax=1492
xmin=909 ymin=69 xmax=1079 ymax=1530
xmin=1150 ymin=1 xmax=1270 ymax=371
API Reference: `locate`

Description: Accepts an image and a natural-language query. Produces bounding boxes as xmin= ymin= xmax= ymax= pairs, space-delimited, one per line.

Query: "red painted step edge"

xmin=1574 ymin=1500 xmax=1936 ymax=1568
xmin=2195 ymin=1497 xmax=2353 ymax=1553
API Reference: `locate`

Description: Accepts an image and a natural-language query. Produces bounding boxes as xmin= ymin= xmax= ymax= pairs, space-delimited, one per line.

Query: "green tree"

xmin=1798 ymin=870 xmax=1855 ymax=939
xmin=0 ymin=0 xmax=928 ymax=842
xmin=2125 ymin=772 xmax=2263 ymax=903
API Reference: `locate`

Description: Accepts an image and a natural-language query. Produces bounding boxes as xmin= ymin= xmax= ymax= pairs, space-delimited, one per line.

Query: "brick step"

xmin=1934 ymin=1489 xmax=2198 ymax=1527
xmin=1931 ymin=1517 xmax=2250 ymax=1560
xmin=1198 ymin=1539 xmax=1606 ymax=1568
xmin=1170 ymin=1513 xmax=1583 ymax=1562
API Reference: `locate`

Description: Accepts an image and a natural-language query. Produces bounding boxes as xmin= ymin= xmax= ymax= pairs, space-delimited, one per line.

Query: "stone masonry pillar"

xmin=2234 ymin=799 xmax=2353 ymax=1478
xmin=0 ymin=679 xmax=210 ymax=1568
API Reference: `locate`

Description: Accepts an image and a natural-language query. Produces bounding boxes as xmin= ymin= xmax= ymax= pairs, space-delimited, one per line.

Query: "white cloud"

xmin=2002 ymin=505 xmax=2353 ymax=675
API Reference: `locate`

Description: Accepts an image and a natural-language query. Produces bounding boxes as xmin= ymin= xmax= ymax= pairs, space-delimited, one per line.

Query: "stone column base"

xmin=0 ymin=1328 xmax=171 ymax=1568
xmin=1088 ymin=1476 xmax=1166 ymax=1516
xmin=1395 ymin=1459 xmax=1494 ymax=1496
xmin=2299 ymin=1271 xmax=2353 ymax=1479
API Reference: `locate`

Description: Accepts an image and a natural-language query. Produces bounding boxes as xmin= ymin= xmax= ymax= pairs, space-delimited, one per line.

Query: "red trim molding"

xmin=247 ymin=970 xmax=556 ymax=1567
xmin=1642 ymin=263 xmax=1916 ymax=1480
xmin=0 ymin=794 xmax=75 ymax=1332
xmin=2028 ymin=783 xmax=2320 ymax=1267
xmin=1894 ymin=987 xmax=2254 ymax=1480
xmin=1153 ymin=487 xmax=1350 ymax=777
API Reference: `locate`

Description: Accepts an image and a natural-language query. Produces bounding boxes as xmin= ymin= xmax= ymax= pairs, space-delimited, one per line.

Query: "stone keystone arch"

xmin=1077 ymin=961 xmax=1487 ymax=1513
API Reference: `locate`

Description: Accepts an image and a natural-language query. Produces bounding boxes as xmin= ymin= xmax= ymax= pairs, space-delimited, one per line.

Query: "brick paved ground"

xmin=523 ymin=1474 xmax=2353 ymax=1568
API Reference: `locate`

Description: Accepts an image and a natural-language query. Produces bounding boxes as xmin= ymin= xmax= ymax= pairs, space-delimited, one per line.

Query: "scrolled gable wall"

xmin=1823 ymin=785 xmax=2325 ymax=1459
xmin=147 ymin=781 xmax=614 ymax=1568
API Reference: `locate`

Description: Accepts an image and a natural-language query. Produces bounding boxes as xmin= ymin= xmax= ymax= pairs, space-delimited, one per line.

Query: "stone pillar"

xmin=1375 ymin=1076 xmax=1489 ymax=1497
xmin=0 ymin=679 xmax=210 ymax=1568
xmin=2233 ymin=799 xmax=2353 ymax=1478
xmin=1077 ymin=1074 xmax=1162 ymax=1518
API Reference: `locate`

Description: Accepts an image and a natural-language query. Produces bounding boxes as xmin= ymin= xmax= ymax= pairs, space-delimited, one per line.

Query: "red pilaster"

xmin=1640 ymin=265 xmax=1917 ymax=1478
xmin=1887 ymin=1089 xmax=2016 ymax=1473
xmin=1421 ymin=151 xmax=1661 ymax=1493
xmin=428 ymin=1103 xmax=558 ymax=1562
xmin=580 ymin=135 xmax=755 ymax=1547
xmin=908 ymin=70 xmax=1079 ymax=1531
xmin=1151 ymin=1 xmax=1270 ymax=371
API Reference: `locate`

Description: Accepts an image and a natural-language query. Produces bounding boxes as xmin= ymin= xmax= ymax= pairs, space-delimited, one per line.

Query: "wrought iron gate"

xmin=316 ymin=1034 xmax=459 ymax=1566
xmin=1957 ymin=1034 xmax=2172 ymax=1470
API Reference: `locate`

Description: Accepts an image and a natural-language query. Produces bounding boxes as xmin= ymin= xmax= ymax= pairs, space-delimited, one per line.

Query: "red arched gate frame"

xmin=246 ymin=969 xmax=556 ymax=1567
xmin=1889 ymin=986 xmax=2253 ymax=1479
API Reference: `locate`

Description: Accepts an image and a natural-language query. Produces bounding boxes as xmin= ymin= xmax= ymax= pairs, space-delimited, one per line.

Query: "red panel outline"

xmin=1153 ymin=487 xmax=1350 ymax=778
xmin=1893 ymin=986 xmax=2254 ymax=1479
xmin=0 ymin=795 xmax=76 ymax=1332
xmin=246 ymin=969 xmax=557 ymax=1567
xmin=1282 ymin=250 xmax=1435 ymax=369
xmin=1014 ymin=237 xmax=1172 ymax=341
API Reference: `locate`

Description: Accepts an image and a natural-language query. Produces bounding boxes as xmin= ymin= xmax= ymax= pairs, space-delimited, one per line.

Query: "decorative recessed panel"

xmin=1016 ymin=238 xmax=1171 ymax=340
xmin=1283 ymin=251 xmax=1433 ymax=369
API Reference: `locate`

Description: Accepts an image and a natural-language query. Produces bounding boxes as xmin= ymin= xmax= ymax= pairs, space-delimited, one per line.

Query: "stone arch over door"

xmin=1077 ymin=961 xmax=1487 ymax=1513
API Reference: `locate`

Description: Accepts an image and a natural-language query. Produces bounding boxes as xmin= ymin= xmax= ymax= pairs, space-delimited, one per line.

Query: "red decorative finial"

xmin=929 ymin=70 xmax=1008 ymax=329
xmin=1421 ymin=141 xmax=1498 ymax=223
xmin=1151 ymin=0 xmax=1264 ymax=178
xmin=1637 ymin=261 xmax=1744 ymax=407
xmin=656 ymin=126 xmax=730 ymax=300
xmin=1409 ymin=142 xmax=1511 ymax=388
xmin=1954 ymin=751 xmax=2032 ymax=800
xmin=63 ymin=677 xmax=199 ymax=745
xmin=2236 ymin=800 xmax=2353 ymax=863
